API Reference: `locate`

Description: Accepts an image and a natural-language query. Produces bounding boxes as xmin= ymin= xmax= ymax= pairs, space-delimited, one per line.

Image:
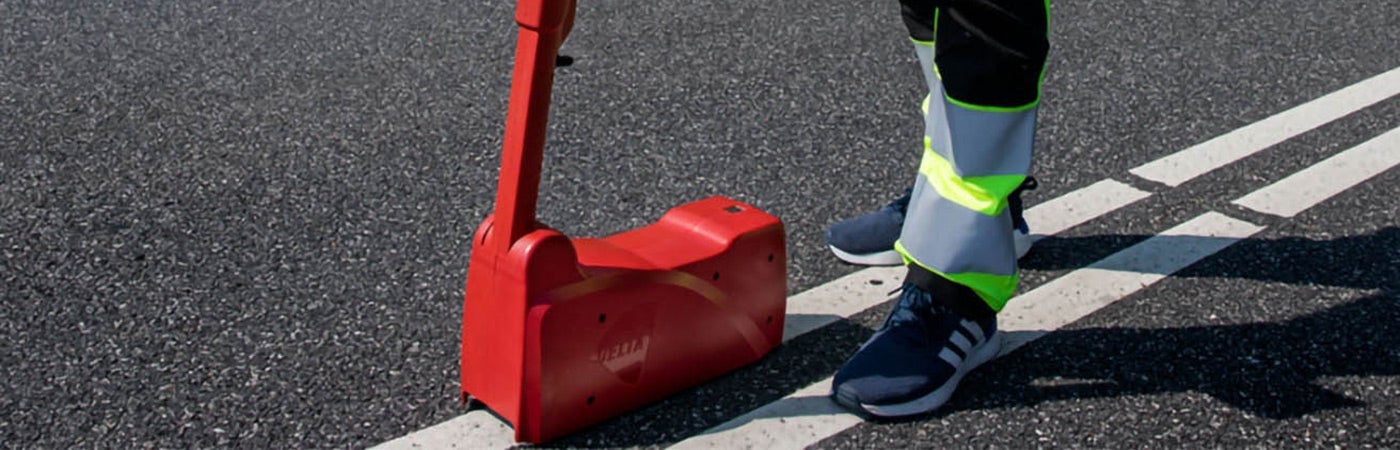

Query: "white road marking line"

xmin=998 ymin=212 xmax=1264 ymax=353
xmin=669 ymin=378 xmax=851 ymax=450
xmin=673 ymin=212 xmax=1264 ymax=450
xmin=1232 ymin=127 xmax=1400 ymax=218
xmin=1128 ymin=67 xmax=1400 ymax=187
xmin=782 ymin=266 xmax=905 ymax=342
xmin=1022 ymin=179 xmax=1152 ymax=242
xmin=372 ymin=411 xmax=516 ymax=449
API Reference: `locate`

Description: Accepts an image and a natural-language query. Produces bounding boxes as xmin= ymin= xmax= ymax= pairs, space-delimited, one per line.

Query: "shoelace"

xmin=880 ymin=283 xmax=944 ymax=335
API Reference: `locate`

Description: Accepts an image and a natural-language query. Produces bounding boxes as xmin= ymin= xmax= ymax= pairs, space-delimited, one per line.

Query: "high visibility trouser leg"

xmin=895 ymin=0 xmax=1051 ymax=318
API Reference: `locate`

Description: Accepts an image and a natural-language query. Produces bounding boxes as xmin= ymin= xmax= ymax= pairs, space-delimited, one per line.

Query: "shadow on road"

xmin=535 ymin=227 xmax=1399 ymax=448
xmin=1021 ymin=227 xmax=1399 ymax=291
xmin=921 ymin=292 xmax=1397 ymax=423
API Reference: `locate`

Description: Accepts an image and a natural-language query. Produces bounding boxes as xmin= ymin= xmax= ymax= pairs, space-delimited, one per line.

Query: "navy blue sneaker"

xmin=824 ymin=189 xmax=913 ymax=265
xmin=830 ymin=283 xmax=1001 ymax=417
xmin=825 ymin=178 xmax=1038 ymax=266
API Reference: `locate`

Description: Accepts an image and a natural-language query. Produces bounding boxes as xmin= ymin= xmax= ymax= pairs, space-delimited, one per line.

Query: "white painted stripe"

xmin=372 ymin=178 xmax=1153 ymax=448
xmin=961 ymin=321 xmax=985 ymax=344
xmin=1232 ymin=127 xmax=1400 ymax=218
xmin=782 ymin=266 xmax=905 ymax=342
xmin=1129 ymin=67 xmax=1400 ymax=187
xmin=938 ymin=347 xmax=963 ymax=366
xmin=948 ymin=329 xmax=973 ymax=354
xmin=998 ymin=212 xmax=1264 ymax=353
xmin=673 ymin=212 xmax=1263 ymax=449
xmin=371 ymin=410 xmax=516 ymax=450
xmin=1021 ymin=179 xmax=1152 ymax=243
xmin=669 ymin=378 xmax=853 ymax=450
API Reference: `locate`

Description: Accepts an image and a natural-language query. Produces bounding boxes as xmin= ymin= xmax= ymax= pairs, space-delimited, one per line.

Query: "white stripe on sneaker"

xmin=862 ymin=332 xmax=1004 ymax=418
xmin=948 ymin=328 xmax=974 ymax=354
xmin=937 ymin=347 xmax=963 ymax=366
xmin=960 ymin=320 xmax=986 ymax=344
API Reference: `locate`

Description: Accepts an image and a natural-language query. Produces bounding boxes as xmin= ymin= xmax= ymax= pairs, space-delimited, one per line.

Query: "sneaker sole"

xmin=852 ymin=331 xmax=1004 ymax=418
xmin=828 ymin=231 xmax=1033 ymax=266
xmin=826 ymin=247 xmax=905 ymax=266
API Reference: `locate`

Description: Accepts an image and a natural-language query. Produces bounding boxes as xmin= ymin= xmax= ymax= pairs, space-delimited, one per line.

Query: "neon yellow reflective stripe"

xmin=918 ymin=140 xmax=1025 ymax=215
xmin=922 ymin=94 xmax=931 ymax=115
xmin=909 ymin=37 xmax=934 ymax=46
xmin=895 ymin=241 xmax=1018 ymax=311
xmin=945 ymin=93 xmax=1039 ymax=113
xmin=1046 ymin=0 xmax=1053 ymax=31
xmin=934 ymin=8 xmax=940 ymax=37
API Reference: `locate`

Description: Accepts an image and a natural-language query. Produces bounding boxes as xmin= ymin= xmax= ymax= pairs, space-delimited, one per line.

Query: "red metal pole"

xmin=491 ymin=0 xmax=575 ymax=254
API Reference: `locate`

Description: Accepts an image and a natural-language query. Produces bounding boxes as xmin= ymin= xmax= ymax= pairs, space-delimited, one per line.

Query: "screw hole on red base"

xmin=766 ymin=315 xmax=773 ymax=324
xmin=712 ymin=272 xmax=720 ymax=281
xmin=587 ymin=396 xmax=595 ymax=405
xmin=598 ymin=314 xmax=606 ymax=323
xmin=768 ymin=253 xmax=775 ymax=262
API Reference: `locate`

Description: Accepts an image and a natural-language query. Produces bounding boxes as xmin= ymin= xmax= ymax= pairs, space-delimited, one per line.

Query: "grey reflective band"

xmin=899 ymin=176 xmax=1019 ymax=277
xmin=929 ymin=102 xmax=1038 ymax=177
xmin=918 ymin=43 xmax=1037 ymax=178
xmin=897 ymin=38 xmax=1040 ymax=310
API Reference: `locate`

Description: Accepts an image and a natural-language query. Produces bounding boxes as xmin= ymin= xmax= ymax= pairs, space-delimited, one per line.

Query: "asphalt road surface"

xmin=2 ymin=0 xmax=1396 ymax=448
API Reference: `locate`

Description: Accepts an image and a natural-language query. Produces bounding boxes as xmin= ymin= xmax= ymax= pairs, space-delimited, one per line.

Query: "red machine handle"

xmin=492 ymin=0 xmax=577 ymax=254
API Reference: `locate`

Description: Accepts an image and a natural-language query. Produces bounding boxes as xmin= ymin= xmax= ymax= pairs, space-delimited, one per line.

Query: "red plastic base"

xmin=461 ymin=196 xmax=786 ymax=443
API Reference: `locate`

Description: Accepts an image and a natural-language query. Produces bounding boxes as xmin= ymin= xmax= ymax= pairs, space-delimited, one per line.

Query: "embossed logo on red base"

xmin=592 ymin=302 xmax=657 ymax=384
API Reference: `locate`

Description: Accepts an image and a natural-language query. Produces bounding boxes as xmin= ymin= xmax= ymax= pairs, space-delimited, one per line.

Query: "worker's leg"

xmin=900 ymin=0 xmax=1049 ymax=316
xmin=831 ymin=0 xmax=1050 ymax=416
